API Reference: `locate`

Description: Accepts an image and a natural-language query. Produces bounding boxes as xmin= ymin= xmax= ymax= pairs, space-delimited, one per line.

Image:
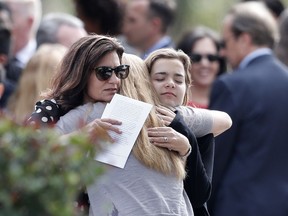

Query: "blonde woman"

xmin=7 ymin=43 xmax=67 ymax=123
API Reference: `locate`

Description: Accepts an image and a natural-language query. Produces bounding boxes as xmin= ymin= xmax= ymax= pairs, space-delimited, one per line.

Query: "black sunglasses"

xmin=190 ymin=53 xmax=219 ymax=63
xmin=94 ymin=65 xmax=130 ymax=81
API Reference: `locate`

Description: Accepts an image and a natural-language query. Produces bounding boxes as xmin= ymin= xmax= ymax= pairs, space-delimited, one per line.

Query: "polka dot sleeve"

xmin=26 ymin=99 xmax=62 ymax=128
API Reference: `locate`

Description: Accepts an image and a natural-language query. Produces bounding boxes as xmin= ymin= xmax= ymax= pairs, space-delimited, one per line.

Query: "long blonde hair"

xmin=121 ymin=53 xmax=186 ymax=179
xmin=7 ymin=43 xmax=67 ymax=123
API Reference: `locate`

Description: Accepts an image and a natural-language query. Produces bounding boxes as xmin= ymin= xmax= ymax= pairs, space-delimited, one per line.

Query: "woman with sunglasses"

xmin=27 ymin=35 xmax=196 ymax=215
xmin=27 ymin=35 xmax=127 ymax=127
xmin=177 ymin=25 xmax=227 ymax=109
xmin=26 ymin=34 xmax=128 ymax=213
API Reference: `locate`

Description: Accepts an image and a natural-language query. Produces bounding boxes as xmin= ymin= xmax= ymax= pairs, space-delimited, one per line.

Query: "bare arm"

xmin=208 ymin=109 xmax=232 ymax=136
xmin=177 ymin=106 xmax=232 ymax=137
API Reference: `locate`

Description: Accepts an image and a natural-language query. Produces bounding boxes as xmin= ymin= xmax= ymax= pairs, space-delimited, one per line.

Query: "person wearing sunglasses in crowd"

xmin=144 ymin=47 xmax=232 ymax=216
xmin=177 ymin=25 xmax=227 ymax=109
xmin=27 ymin=34 xmax=197 ymax=215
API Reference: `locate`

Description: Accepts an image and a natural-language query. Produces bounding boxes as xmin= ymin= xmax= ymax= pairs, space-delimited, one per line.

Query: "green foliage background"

xmin=0 ymin=116 xmax=106 ymax=216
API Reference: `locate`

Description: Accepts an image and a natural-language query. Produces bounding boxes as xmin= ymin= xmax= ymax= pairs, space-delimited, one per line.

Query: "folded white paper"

xmin=95 ymin=94 xmax=153 ymax=168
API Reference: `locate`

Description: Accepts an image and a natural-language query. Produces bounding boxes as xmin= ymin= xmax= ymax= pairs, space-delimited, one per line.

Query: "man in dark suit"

xmin=3 ymin=0 xmax=42 ymax=84
xmin=0 ymin=1 xmax=15 ymax=108
xmin=208 ymin=2 xmax=288 ymax=216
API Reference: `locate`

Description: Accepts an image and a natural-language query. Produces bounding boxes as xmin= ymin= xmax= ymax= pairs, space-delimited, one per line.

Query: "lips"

xmin=200 ymin=68 xmax=212 ymax=74
xmin=105 ymin=88 xmax=118 ymax=94
xmin=161 ymin=92 xmax=176 ymax=97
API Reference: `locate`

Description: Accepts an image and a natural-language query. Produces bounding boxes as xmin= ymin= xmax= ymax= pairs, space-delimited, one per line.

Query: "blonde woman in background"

xmin=6 ymin=43 xmax=67 ymax=123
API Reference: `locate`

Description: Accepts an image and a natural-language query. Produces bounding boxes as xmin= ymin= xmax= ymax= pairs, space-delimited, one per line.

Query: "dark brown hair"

xmin=43 ymin=34 xmax=124 ymax=114
xmin=176 ymin=25 xmax=226 ymax=75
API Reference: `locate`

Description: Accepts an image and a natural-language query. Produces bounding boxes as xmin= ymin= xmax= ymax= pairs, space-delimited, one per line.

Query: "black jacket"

xmin=170 ymin=112 xmax=214 ymax=216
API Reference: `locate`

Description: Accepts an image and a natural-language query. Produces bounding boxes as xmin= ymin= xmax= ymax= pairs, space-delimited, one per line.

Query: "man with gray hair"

xmin=208 ymin=2 xmax=288 ymax=216
xmin=36 ymin=12 xmax=87 ymax=48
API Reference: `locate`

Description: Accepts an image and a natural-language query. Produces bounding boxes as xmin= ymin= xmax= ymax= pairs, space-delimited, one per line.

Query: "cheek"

xmin=212 ymin=63 xmax=220 ymax=74
xmin=87 ymin=76 xmax=103 ymax=99
xmin=191 ymin=65 xmax=201 ymax=76
xmin=179 ymin=86 xmax=186 ymax=100
xmin=191 ymin=64 xmax=199 ymax=70
xmin=175 ymin=85 xmax=186 ymax=105
xmin=151 ymin=81 xmax=161 ymax=95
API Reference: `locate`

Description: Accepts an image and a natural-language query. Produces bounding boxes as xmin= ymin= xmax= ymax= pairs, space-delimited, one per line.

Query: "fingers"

xmin=93 ymin=118 xmax=122 ymax=134
xmin=148 ymin=127 xmax=174 ymax=150
xmin=156 ymin=106 xmax=176 ymax=126
xmin=148 ymin=127 xmax=172 ymax=133
xmin=147 ymin=127 xmax=171 ymax=140
xmin=157 ymin=114 xmax=173 ymax=126
xmin=149 ymin=136 xmax=174 ymax=151
xmin=148 ymin=127 xmax=190 ymax=155
xmin=148 ymin=134 xmax=170 ymax=144
xmin=90 ymin=124 xmax=114 ymax=143
xmin=101 ymin=118 xmax=122 ymax=125
xmin=156 ymin=106 xmax=176 ymax=118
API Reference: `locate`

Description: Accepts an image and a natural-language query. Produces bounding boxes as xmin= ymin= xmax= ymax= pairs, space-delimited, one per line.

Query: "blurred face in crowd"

xmin=150 ymin=58 xmax=186 ymax=107
xmin=221 ymin=15 xmax=244 ymax=69
xmin=4 ymin=0 xmax=41 ymax=55
xmin=85 ymin=51 xmax=121 ymax=103
xmin=122 ymin=0 xmax=154 ymax=51
xmin=57 ymin=25 xmax=87 ymax=48
xmin=190 ymin=37 xmax=220 ymax=88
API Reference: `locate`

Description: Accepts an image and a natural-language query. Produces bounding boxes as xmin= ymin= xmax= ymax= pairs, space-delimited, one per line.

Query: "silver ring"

xmin=164 ymin=137 xmax=168 ymax=142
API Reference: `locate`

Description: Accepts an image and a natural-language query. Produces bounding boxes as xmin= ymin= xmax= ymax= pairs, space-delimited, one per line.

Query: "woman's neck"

xmin=189 ymin=85 xmax=211 ymax=107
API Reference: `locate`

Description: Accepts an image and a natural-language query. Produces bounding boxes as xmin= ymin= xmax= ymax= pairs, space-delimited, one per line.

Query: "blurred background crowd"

xmin=40 ymin=0 xmax=274 ymax=41
xmin=1 ymin=0 xmax=288 ymax=216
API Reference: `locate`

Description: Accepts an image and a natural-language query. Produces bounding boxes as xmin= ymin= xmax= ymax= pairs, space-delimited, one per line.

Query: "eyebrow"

xmin=154 ymin=71 xmax=166 ymax=75
xmin=174 ymin=73 xmax=185 ymax=78
xmin=154 ymin=71 xmax=185 ymax=78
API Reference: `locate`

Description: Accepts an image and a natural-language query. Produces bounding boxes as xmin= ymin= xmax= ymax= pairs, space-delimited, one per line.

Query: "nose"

xmin=165 ymin=78 xmax=175 ymax=88
xmin=108 ymin=72 xmax=120 ymax=84
xmin=200 ymin=56 xmax=210 ymax=65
